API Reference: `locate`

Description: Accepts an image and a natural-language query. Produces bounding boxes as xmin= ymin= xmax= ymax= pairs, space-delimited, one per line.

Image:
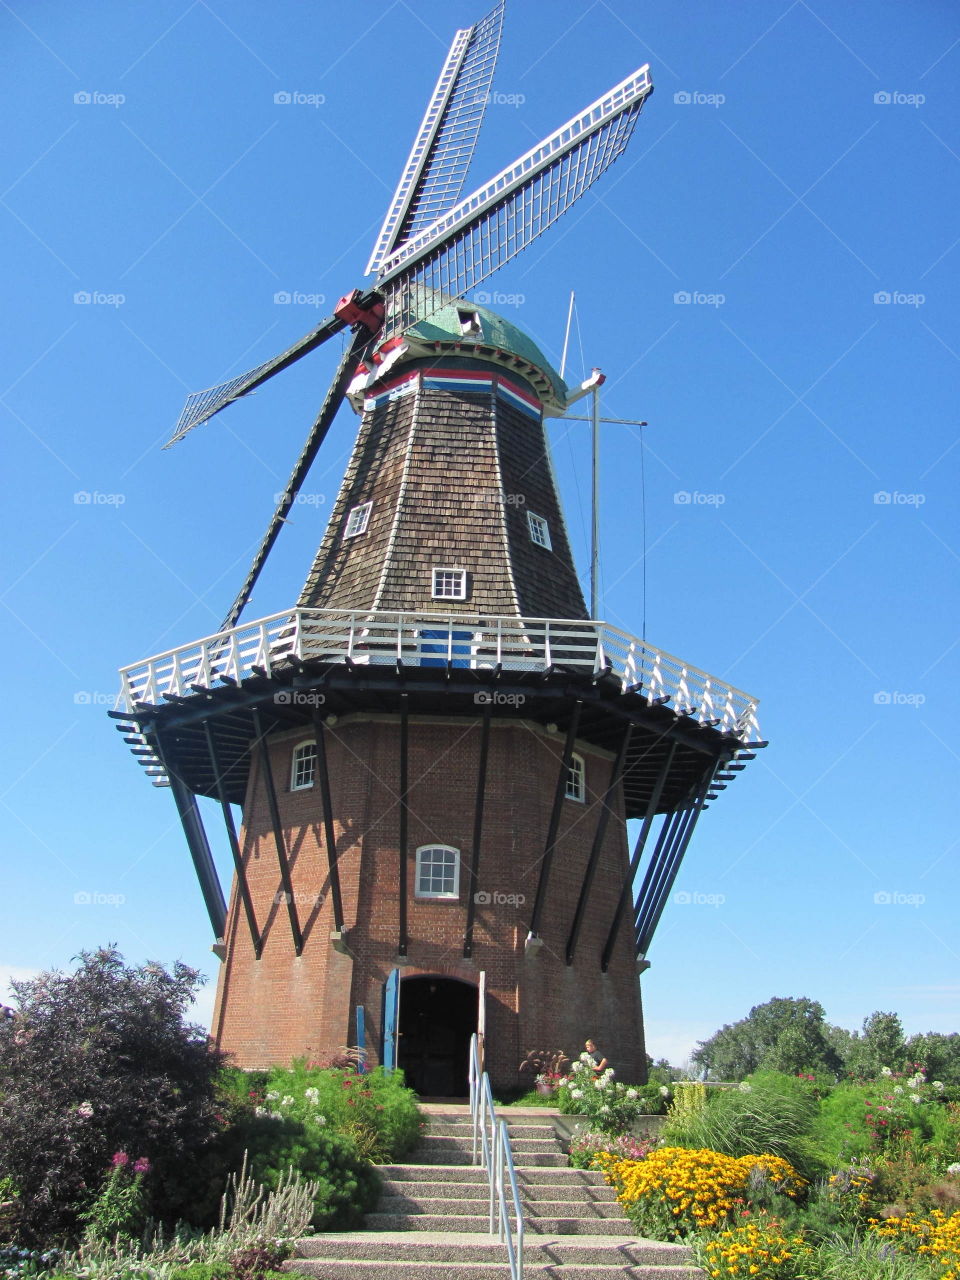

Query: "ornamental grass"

xmin=600 ymin=1146 xmax=806 ymax=1240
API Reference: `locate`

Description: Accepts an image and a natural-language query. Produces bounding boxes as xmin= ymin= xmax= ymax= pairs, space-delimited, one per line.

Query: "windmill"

xmin=113 ymin=2 xmax=764 ymax=1091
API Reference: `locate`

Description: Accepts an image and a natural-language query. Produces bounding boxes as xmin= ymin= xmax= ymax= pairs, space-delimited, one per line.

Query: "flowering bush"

xmin=870 ymin=1208 xmax=960 ymax=1278
xmin=602 ymin=1146 xmax=806 ymax=1240
xmin=567 ymin=1128 xmax=658 ymax=1169
xmin=702 ymin=1218 xmax=813 ymax=1279
xmin=555 ymin=1055 xmax=661 ymax=1132
xmin=80 ymin=1152 xmax=152 ymax=1243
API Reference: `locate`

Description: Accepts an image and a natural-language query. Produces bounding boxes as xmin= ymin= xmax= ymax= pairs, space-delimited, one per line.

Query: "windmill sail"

xmin=376 ymin=65 xmax=653 ymax=334
xmin=365 ymin=0 xmax=505 ymax=276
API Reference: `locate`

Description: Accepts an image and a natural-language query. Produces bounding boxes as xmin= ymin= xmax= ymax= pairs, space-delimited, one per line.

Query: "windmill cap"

xmin=367 ymin=290 xmax=569 ymax=414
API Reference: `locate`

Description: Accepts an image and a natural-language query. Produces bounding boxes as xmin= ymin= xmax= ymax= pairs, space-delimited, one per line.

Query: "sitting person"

xmin=584 ymin=1038 xmax=610 ymax=1077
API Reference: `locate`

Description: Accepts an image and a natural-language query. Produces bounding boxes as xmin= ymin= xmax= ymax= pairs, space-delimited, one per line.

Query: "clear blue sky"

xmin=2 ymin=0 xmax=957 ymax=1068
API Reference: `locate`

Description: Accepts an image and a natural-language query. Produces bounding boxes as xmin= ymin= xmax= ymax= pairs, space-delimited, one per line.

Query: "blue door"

xmin=355 ymin=1005 xmax=366 ymax=1074
xmin=420 ymin=628 xmax=472 ymax=668
xmin=383 ymin=969 xmax=401 ymax=1071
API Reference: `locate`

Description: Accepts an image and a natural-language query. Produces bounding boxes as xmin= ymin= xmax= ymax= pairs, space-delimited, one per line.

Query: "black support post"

xmin=203 ymin=721 xmax=261 ymax=957
xmin=565 ymin=723 xmax=633 ymax=965
xmin=252 ymin=710 xmax=303 ymax=955
xmin=463 ymin=705 xmax=492 ymax=958
xmin=600 ymin=742 xmax=677 ymax=971
xmin=398 ymin=694 xmax=410 ymax=957
xmin=311 ymin=707 xmax=345 ymax=932
xmin=156 ymin=732 xmax=227 ymax=940
xmin=528 ymin=701 xmax=583 ymax=940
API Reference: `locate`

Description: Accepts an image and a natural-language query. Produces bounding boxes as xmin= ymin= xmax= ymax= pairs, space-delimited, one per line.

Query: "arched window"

xmin=290 ymin=741 xmax=317 ymax=790
xmin=415 ymin=845 xmax=460 ymax=899
xmin=565 ymin=752 xmax=586 ymax=802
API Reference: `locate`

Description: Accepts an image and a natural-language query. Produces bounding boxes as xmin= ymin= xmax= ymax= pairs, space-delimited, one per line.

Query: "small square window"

xmin=415 ymin=845 xmax=460 ymax=899
xmin=565 ymin=753 xmax=585 ymax=803
xmin=432 ymin=568 xmax=467 ymax=600
xmin=457 ymin=309 xmax=482 ymax=337
xmin=291 ymin=741 xmax=317 ymax=790
xmin=527 ymin=511 xmax=552 ymax=550
xmin=344 ymin=502 xmax=372 ymax=538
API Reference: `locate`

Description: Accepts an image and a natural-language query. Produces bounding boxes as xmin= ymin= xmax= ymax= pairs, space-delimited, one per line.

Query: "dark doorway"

xmin=396 ymin=976 xmax=478 ymax=1097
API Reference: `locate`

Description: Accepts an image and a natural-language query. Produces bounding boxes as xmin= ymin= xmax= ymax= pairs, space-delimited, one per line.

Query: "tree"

xmin=905 ymin=1031 xmax=960 ymax=1085
xmin=693 ymin=996 xmax=843 ymax=1080
xmin=0 ymin=947 xmax=222 ymax=1243
xmin=845 ymin=1011 xmax=908 ymax=1080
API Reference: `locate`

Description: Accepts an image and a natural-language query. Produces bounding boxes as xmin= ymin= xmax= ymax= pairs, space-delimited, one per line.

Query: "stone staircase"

xmin=286 ymin=1104 xmax=705 ymax=1279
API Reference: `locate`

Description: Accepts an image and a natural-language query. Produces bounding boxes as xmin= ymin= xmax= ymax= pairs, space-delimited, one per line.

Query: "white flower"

xmin=304 ymin=1087 xmax=320 ymax=1102
xmin=626 ymin=1088 xmax=638 ymax=1100
xmin=316 ymin=1114 xmax=327 ymax=1125
xmin=76 ymin=1101 xmax=94 ymax=1118
xmin=280 ymin=1096 xmax=294 ymax=1107
xmin=739 ymin=1082 xmax=752 ymax=1093
xmin=570 ymin=1088 xmax=582 ymax=1100
xmin=599 ymin=1104 xmax=611 ymax=1114
xmin=659 ymin=1085 xmax=670 ymax=1097
xmin=893 ymin=1086 xmax=904 ymax=1094
xmin=594 ymin=1077 xmax=607 ymax=1089
xmin=880 ymin=1066 xmax=893 ymax=1077
xmin=910 ymin=1093 xmax=921 ymax=1105
xmin=947 ymin=1162 xmax=960 ymax=1175
xmin=933 ymin=1081 xmax=945 ymax=1092
xmin=571 ymin=1061 xmax=584 ymax=1074
xmin=265 ymin=1090 xmax=280 ymax=1101
xmin=254 ymin=1106 xmax=266 ymax=1117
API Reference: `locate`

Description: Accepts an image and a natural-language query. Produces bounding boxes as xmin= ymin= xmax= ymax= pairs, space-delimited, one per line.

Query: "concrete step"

xmin=378 ymin=1163 xmax=608 ymax=1185
xmin=426 ymin=1120 xmax=560 ymax=1139
xmin=378 ymin=1194 xmax=626 ymax=1220
xmin=379 ymin=1179 xmax=618 ymax=1203
xmin=364 ymin=1211 xmax=632 ymax=1235
xmin=411 ymin=1145 xmax=570 ymax=1167
xmin=291 ymin=1232 xmax=700 ymax=1267
xmin=287 ymin=1260 xmax=704 ymax=1279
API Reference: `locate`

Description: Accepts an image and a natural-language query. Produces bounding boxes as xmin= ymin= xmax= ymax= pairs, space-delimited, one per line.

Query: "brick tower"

xmin=112 ymin=10 xmax=763 ymax=1094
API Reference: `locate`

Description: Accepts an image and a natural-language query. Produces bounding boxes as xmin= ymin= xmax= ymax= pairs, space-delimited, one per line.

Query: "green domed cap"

xmin=402 ymin=291 xmax=568 ymax=410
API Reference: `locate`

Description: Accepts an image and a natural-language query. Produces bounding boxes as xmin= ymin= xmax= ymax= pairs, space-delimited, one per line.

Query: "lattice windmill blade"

xmin=376 ymin=65 xmax=653 ymax=336
xmin=365 ymin=0 xmax=505 ymax=277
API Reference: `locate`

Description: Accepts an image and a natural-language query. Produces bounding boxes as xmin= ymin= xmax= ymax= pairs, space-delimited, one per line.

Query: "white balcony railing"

xmin=117 ymin=607 xmax=761 ymax=741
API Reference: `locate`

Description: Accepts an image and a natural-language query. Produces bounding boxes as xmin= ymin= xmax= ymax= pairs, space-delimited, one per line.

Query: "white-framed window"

xmin=565 ymin=752 xmax=585 ymax=802
xmin=527 ymin=510 xmax=552 ymax=550
xmin=457 ymin=308 xmax=482 ymax=337
xmin=415 ymin=845 xmax=460 ymax=899
xmin=291 ymin=741 xmax=317 ymax=790
xmin=432 ymin=567 xmax=468 ymax=600
xmin=344 ymin=502 xmax=372 ymax=538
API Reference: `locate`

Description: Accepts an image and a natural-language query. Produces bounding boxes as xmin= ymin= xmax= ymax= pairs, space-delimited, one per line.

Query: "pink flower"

xmin=133 ymin=1157 xmax=151 ymax=1175
xmin=111 ymin=1152 xmax=129 ymax=1168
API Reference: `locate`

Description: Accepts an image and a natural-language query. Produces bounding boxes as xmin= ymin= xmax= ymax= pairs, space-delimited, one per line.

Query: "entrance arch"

xmin=396 ymin=975 xmax=478 ymax=1097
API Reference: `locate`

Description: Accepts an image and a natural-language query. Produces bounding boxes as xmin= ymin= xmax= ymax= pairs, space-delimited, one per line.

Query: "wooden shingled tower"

xmin=112 ymin=4 xmax=764 ymax=1094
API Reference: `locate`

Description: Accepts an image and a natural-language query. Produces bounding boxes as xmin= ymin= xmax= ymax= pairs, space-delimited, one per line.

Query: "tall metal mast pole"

xmin=591 ymin=375 xmax=601 ymax=620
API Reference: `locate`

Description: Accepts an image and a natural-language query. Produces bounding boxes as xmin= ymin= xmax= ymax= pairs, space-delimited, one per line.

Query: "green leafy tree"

xmin=693 ymin=997 xmax=843 ymax=1080
xmin=906 ymin=1031 xmax=960 ymax=1085
xmin=0 ymin=947 xmax=222 ymax=1244
xmin=845 ymin=1011 xmax=908 ymax=1080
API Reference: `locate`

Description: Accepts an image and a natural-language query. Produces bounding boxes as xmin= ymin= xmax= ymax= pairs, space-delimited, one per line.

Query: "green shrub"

xmin=662 ymin=1070 xmax=823 ymax=1179
xmin=814 ymin=1083 xmax=876 ymax=1164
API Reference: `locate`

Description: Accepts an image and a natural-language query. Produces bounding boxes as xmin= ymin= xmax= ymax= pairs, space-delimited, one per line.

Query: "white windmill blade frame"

xmin=376 ymin=63 xmax=653 ymax=287
xmin=365 ymin=0 xmax=505 ymax=277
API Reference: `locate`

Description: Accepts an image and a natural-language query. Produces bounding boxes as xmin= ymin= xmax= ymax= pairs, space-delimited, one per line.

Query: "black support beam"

xmin=252 ymin=710 xmax=303 ymax=955
xmin=311 ymin=708 xmax=345 ymax=933
xmin=156 ymin=731 xmax=226 ymax=940
xmin=203 ymin=721 xmax=261 ymax=957
xmin=528 ymin=700 xmax=583 ymax=940
xmin=463 ymin=706 xmax=492 ymax=958
xmin=398 ymin=694 xmax=410 ymax=957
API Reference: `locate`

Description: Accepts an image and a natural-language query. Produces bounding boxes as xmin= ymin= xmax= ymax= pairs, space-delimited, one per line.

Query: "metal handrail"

xmin=469 ymin=1033 xmax=524 ymax=1280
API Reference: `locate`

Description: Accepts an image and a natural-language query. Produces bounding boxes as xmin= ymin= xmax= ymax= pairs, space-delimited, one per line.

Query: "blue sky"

xmin=1 ymin=0 xmax=957 ymax=1068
